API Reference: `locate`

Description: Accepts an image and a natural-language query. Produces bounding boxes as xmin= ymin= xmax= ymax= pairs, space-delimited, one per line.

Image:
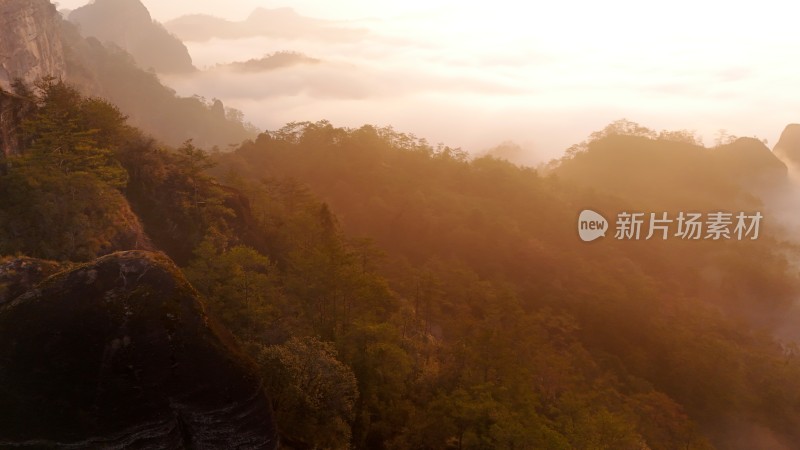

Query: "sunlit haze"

xmin=4 ymin=2 xmax=800 ymax=447
xmin=58 ymin=0 xmax=800 ymax=162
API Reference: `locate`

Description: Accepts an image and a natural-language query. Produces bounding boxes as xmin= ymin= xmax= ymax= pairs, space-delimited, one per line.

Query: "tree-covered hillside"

xmin=212 ymin=120 xmax=800 ymax=449
xmin=1 ymin=81 xmax=800 ymax=449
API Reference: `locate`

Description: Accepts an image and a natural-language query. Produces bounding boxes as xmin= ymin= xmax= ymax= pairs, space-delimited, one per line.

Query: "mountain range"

xmin=68 ymin=0 xmax=196 ymax=74
xmin=0 ymin=0 xmax=254 ymax=150
xmin=165 ymin=7 xmax=368 ymax=43
xmin=2 ymin=1 xmax=800 ymax=449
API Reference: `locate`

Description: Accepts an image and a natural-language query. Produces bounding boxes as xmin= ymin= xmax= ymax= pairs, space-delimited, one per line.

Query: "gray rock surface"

xmin=0 ymin=251 xmax=279 ymax=449
xmin=0 ymin=0 xmax=66 ymax=90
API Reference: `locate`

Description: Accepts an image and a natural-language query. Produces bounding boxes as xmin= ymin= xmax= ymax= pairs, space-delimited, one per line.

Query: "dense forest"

xmin=2 ymin=75 xmax=800 ymax=449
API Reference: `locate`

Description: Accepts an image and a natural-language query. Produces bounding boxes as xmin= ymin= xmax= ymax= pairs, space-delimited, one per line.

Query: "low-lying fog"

xmin=61 ymin=0 xmax=800 ymax=162
xmin=153 ymin=2 xmax=800 ymax=163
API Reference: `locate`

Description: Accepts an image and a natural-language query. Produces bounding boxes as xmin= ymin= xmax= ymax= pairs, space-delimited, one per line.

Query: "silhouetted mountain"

xmin=715 ymin=136 xmax=787 ymax=184
xmin=64 ymin=33 xmax=256 ymax=148
xmin=0 ymin=251 xmax=279 ymax=448
xmin=553 ymin=133 xmax=787 ymax=211
xmin=69 ymin=0 xmax=195 ymax=74
xmin=4 ymin=3 xmax=800 ymax=448
xmin=165 ymin=7 xmax=367 ymax=42
xmin=220 ymin=52 xmax=321 ymax=73
xmin=773 ymin=124 xmax=800 ymax=169
xmin=27 ymin=4 xmax=255 ymax=148
xmin=0 ymin=0 xmax=254 ymax=150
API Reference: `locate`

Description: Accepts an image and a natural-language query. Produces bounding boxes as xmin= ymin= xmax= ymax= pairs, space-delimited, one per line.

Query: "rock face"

xmin=0 ymin=0 xmax=67 ymax=90
xmin=773 ymin=124 xmax=800 ymax=168
xmin=0 ymin=0 xmax=253 ymax=151
xmin=0 ymin=256 xmax=65 ymax=306
xmin=0 ymin=251 xmax=279 ymax=449
xmin=69 ymin=0 xmax=195 ymax=74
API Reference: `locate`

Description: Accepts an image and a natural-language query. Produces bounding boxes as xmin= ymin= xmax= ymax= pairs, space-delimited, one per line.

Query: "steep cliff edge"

xmin=0 ymin=251 xmax=279 ymax=449
xmin=0 ymin=0 xmax=66 ymax=89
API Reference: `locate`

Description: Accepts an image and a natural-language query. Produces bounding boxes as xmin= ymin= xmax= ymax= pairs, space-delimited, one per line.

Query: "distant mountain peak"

xmin=247 ymin=6 xmax=302 ymax=20
xmin=165 ymin=7 xmax=367 ymax=43
xmin=71 ymin=0 xmax=152 ymax=23
xmin=219 ymin=51 xmax=321 ymax=73
xmin=772 ymin=124 xmax=800 ymax=168
xmin=69 ymin=0 xmax=194 ymax=74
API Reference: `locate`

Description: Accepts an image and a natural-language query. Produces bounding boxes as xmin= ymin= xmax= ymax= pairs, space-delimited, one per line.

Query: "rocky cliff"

xmin=0 ymin=0 xmax=67 ymax=90
xmin=0 ymin=256 xmax=66 ymax=305
xmin=0 ymin=251 xmax=279 ymax=449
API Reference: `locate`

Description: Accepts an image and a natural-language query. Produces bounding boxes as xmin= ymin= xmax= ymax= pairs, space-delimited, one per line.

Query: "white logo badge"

xmin=578 ymin=210 xmax=608 ymax=242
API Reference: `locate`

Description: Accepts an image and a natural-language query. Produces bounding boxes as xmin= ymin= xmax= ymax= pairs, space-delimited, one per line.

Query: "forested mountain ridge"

xmin=0 ymin=1 xmax=799 ymax=449
xmin=2 ymin=78 xmax=800 ymax=448
xmin=0 ymin=75 xmax=287 ymax=447
xmin=212 ymin=120 xmax=800 ymax=448
xmin=0 ymin=0 xmax=254 ymax=151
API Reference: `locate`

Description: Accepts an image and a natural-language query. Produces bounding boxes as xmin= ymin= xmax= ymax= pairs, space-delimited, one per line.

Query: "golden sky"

xmin=58 ymin=0 xmax=800 ymax=161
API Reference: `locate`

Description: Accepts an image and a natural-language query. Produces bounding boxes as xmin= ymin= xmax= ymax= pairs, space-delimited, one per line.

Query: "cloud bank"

xmin=157 ymin=4 xmax=800 ymax=163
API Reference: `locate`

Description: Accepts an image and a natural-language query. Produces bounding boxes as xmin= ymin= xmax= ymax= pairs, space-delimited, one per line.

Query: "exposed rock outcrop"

xmin=0 ymin=0 xmax=67 ymax=90
xmin=0 ymin=0 xmax=253 ymax=149
xmin=0 ymin=256 xmax=66 ymax=305
xmin=0 ymin=251 xmax=279 ymax=449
